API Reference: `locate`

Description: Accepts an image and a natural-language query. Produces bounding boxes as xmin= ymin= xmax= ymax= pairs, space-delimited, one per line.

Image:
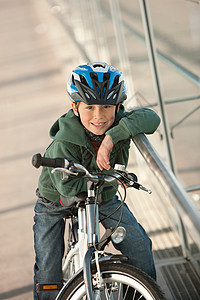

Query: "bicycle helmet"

xmin=67 ymin=62 xmax=127 ymax=105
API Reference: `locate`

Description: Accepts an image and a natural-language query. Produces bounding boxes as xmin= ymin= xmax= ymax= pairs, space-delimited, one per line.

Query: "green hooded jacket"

xmin=38 ymin=105 xmax=160 ymax=203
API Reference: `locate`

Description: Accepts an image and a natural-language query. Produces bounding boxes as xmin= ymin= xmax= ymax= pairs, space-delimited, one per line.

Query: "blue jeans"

xmin=33 ymin=195 xmax=156 ymax=299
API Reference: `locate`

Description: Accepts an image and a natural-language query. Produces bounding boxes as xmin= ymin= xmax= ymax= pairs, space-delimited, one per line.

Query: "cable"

xmin=92 ymin=173 xmax=128 ymax=249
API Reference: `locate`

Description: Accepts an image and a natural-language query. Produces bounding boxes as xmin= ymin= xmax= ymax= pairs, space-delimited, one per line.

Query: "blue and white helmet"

xmin=67 ymin=62 xmax=127 ymax=105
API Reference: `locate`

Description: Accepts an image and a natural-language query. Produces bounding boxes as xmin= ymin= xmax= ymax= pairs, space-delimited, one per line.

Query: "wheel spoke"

xmin=117 ymin=283 xmax=123 ymax=300
xmin=133 ymin=288 xmax=137 ymax=299
xmin=104 ymin=283 xmax=115 ymax=300
xmin=123 ymin=285 xmax=129 ymax=299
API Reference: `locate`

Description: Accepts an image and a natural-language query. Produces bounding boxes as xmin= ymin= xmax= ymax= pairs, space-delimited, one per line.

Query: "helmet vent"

xmin=103 ymin=72 xmax=110 ymax=81
xmin=80 ymin=75 xmax=88 ymax=86
xmin=87 ymin=90 xmax=96 ymax=99
xmin=107 ymin=90 xmax=114 ymax=99
xmin=85 ymin=93 xmax=90 ymax=99
xmin=112 ymin=75 xmax=119 ymax=88
xmin=90 ymin=72 xmax=98 ymax=81
xmin=72 ymin=75 xmax=75 ymax=85
xmin=93 ymin=63 xmax=105 ymax=68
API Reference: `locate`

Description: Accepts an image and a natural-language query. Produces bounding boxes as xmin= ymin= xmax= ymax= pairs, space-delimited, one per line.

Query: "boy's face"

xmin=72 ymin=102 xmax=117 ymax=135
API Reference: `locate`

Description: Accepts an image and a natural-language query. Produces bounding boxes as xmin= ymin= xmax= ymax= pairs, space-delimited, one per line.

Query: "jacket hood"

xmin=50 ymin=109 xmax=87 ymax=146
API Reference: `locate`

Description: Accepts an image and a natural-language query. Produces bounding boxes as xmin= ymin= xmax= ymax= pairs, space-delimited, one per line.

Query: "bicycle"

xmin=32 ymin=153 xmax=166 ymax=300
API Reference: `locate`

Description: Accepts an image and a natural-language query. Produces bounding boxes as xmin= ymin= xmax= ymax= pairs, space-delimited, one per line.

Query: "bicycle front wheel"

xmin=58 ymin=262 xmax=166 ymax=300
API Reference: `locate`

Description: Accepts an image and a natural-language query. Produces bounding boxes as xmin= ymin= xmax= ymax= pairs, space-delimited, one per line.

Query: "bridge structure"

xmin=0 ymin=0 xmax=199 ymax=299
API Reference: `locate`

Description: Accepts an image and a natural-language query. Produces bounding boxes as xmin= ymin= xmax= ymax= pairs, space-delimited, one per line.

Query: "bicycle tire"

xmin=58 ymin=262 xmax=166 ymax=300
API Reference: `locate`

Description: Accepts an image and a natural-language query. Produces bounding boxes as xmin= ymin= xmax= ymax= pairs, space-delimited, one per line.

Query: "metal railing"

xmin=133 ymin=133 xmax=200 ymax=272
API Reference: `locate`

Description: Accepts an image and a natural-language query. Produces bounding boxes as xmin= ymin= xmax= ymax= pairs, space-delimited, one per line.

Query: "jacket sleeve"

xmin=105 ymin=108 xmax=160 ymax=144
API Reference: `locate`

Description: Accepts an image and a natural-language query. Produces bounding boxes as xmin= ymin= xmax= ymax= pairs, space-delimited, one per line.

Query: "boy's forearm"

xmin=96 ymin=135 xmax=114 ymax=170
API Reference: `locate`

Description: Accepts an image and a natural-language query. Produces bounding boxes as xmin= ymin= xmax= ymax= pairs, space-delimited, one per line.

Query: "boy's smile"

xmin=72 ymin=102 xmax=117 ymax=135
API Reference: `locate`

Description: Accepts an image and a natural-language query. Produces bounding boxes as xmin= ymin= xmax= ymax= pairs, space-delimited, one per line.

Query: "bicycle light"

xmin=111 ymin=226 xmax=126 ymax=244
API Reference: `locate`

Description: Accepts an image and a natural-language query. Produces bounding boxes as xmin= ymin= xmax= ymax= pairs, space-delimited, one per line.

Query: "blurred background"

xmin=0 ymin=0 xmax=199 ymax=299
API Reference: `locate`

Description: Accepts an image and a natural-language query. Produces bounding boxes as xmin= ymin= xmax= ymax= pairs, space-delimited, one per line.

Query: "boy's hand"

xmin=96 ymin=135 xmax=113 ymax=170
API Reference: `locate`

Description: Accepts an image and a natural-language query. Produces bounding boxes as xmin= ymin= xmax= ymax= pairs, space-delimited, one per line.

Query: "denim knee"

xmin=99 ymin=196 xmax=156 ymax=280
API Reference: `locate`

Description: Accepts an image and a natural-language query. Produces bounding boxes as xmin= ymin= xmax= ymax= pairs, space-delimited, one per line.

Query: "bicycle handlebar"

xmin=32 ymin=153 xmax=152 ymax=193
xmin=32 ymin=153 xmax=71 ymax=169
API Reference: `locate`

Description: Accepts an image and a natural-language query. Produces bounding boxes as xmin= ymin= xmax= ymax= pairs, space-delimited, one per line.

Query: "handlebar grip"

xmin=32 ymin=153 xmax=65 ymax=169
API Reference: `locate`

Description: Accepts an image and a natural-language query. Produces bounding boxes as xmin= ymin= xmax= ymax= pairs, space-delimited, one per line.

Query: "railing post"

xmin=139 ymin=0 xmax=176 ymax=175
xmin=138 ymin=0 xmax=193 ymax=257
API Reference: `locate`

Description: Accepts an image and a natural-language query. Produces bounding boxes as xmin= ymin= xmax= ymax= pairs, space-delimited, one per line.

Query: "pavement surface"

xmin=0 ymin=1 xmax=72 ymax=298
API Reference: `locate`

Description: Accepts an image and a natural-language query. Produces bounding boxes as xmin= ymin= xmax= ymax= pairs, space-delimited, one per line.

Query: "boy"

xmin=33 ymin=62 xmax=160 ymax=299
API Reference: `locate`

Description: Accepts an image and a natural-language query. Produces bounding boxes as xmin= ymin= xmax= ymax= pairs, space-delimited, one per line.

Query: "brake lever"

xmin=51 ymin=167 xmax=78 ymax=180
xmin=132 ymin=182 xmax=152 ymax=194
xmin=51 ymin=167 xmax=86 ymax=180
xmin=115 ymin=169 xmax=152 ymax=194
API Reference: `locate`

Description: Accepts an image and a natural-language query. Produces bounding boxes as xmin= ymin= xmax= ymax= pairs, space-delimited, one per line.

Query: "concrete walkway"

xmin=0 ymin=0 xmax=72 ymax=298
